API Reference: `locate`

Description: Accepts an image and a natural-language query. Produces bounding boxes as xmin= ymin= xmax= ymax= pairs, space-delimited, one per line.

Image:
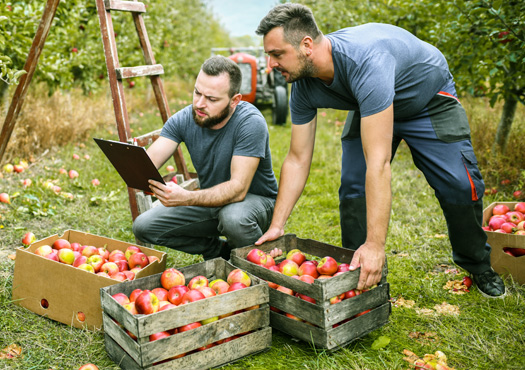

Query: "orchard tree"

xmin=298 ymin=0 xmax=524 ymax=155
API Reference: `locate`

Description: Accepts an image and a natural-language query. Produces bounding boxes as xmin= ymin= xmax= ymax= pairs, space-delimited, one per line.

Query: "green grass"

xmin=0 ymin=94 xmax=524 ymax=370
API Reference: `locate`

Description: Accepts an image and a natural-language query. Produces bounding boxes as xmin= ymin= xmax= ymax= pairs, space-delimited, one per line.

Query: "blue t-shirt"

xmin=290 ymin=23 xmax=453 ymax=123
xmin=160 ymin=101 xmax=278 ymax=199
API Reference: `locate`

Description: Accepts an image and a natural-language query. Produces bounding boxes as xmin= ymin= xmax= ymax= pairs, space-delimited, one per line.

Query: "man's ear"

xmin=230 ymin=93 xmax=243 ymax=108
xmin=301 ymin=35 xmax=314 ymax=56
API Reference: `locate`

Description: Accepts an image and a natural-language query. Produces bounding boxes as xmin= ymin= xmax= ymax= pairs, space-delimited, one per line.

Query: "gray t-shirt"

xmin=290 ymin=23 xmax=453 ymax=123
xmin=160 ymin=101 xmax=278 ymax=198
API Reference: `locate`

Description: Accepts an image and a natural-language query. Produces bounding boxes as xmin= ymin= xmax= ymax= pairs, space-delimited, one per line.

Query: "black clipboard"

xmin=94 ymin=138 xmax=165 ymax=192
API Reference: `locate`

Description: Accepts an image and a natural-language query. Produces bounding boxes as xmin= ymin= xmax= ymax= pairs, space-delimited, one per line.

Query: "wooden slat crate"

xmin=100 ymin=258 xmax=271 ymax=369
xmin=230 ymin=234 xmax=391 ymax=349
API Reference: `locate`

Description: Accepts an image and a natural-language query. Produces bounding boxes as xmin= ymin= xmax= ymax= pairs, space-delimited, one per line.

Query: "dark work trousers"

xmin=339 ymin=81 xmax=492 ymax=274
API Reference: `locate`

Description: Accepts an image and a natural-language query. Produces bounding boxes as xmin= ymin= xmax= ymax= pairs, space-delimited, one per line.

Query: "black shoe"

xmin=472 ymin=269 xmax=506 ymax=298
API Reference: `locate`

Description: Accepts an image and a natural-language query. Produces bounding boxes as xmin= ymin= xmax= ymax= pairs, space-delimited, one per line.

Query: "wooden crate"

xmin=100 ymin=258 xmax=271 ymax=369
xmin=230 ymin=234 xmax=391 ymax=349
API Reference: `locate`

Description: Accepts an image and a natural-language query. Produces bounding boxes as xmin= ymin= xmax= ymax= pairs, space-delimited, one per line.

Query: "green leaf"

xmin=371 ymin=335 xmax=391 ymax=350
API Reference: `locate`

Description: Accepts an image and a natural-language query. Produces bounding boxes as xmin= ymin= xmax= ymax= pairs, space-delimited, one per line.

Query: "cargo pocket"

xmin=427 ymin=95 xmax=471 ymax=143
xmin=341 ymin=111 xmax=361 ymax=141
xmin=461 ymin=149 xmax=484 ymax=201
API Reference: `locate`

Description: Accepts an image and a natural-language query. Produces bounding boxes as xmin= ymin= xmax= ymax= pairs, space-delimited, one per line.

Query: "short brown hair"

xmin=201 ymin=55 xmax=242 ymax=98
xmin=256 ymin=3 xmax=322 ymax=48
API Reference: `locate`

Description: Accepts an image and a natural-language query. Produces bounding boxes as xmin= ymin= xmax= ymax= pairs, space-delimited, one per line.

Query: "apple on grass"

xmin=227 ymin=269 xmax=251 ymax=287
xmin=161 ymin=268 xmax=186 ymax=290
xmin=21 ymin=232 xmax=36 ymax=246
xmin=188 ymin=275 xmax=209 ymax=290
xmin=167 ymin=285 xmax=189 ymax=305
xmin=135 ymin=290 xmax=160 ymax=314
xmin=246 ymin=248 xmax=268 ymax=265
xmin=78 ymin=364 xmax=99 ymax=370
xmin=317 ymin=256 xmax=338 ymax=275
xmin=0 ymin=193 xmax=11 ymax=204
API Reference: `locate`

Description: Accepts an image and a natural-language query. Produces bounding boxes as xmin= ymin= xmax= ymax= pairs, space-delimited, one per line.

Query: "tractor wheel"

xmin=272 ymin=85 xmax=288 ymax=126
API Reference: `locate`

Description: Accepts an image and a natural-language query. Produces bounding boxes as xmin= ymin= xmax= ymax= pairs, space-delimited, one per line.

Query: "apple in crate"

xmin=109 ymin=250 xmax=126 ymax=262
xmin=209 ymin=279 xmax=230 ymax=295
xmin=35 ymin=245 xmax=53 ymax=258
xmin=515 ymin=202 xmax=525 ymax=213
xmin=135 ymin=290 xmax=160 ymax=314
xmin=317 ymin=256 xmax=338 ymax=275
xmin=227 ymin=268 xmax=251 ymax=287
xmin=246 ymin=248 xmax=267 ymax=265
xmin=52 ymin=238 xmax=71 ymax=250
xmin=112 ymin=272 xmax=128 ymax=281
xmin=128 ymin=252 xmax=149 ymax=269
xmin=286 ymin=249 xmax=306 ymax=266
xmin=125 ymin=245 xmax=142 ymax=260
xmin=112 ymin=293 xmax=130 ymax=306
xmin=115 ymin=259 xmax=129 ymax=272
xmin=279 ymin=259 xmax=299 ymax=277
xmin=87 ymin=254 xmax=104 ymax=272
xmin=168 ymin=285 xmax=189 ymax=305
xmin=188 ymin=275 xmax=209 ymax=290
xmin=161 ymin=268 xmax=186 ymax=290
xmin=129 ymin=289 xmax=143 ymax=302
xmin=73 ymin=255 xmax=88 ymax=268
xmin=58 ymin=248 xmax=75 ymax=265
xmin=152 ymin=287 xmax=169 ymax=302
xmin=100 ymin=262 xmax=119 ymax=275
xmin=493 ymin=204 xmax=510 ymax=215
xmin=298 ymin=261 xmax=319 ymax=278
xmin=178 ymin=322 xmax=202 ymax=332
xmin=77 ymin=264 xmax=95 ymax=273
xmin=81 ymin=245 xmax=99 ymax=258
xmin=181 ymin=289 xmax=206 ymax=304
xmin=197 ymin=286 xmax=216 ymax=298
xmin=149 ymin=331 xmax=171 ymax=342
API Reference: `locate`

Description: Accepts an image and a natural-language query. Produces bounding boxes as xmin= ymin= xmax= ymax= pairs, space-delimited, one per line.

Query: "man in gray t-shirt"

xmin=254 ymin=4 xmax=505 ymax=298
xmin=133 ymin=56 xmax=278 ymax=260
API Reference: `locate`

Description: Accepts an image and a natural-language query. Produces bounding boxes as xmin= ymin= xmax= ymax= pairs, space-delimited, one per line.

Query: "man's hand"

xmin=349 ymin=241 xmax=385 ymax=291
xmin=254 ymin=226 xmax=284 ymax=246
xmin=148 ymin=179 xmax=187 ymax=207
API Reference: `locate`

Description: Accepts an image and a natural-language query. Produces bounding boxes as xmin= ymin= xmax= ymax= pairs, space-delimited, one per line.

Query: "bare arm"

xmin=149 ymin=154 xmax=260 ymax=207
xmin=255 ymin=116 xmax=317 ymax=244
xmin=349 ymin=104 xmax=393 ymax=290
xmin=146 ymin=136 xmax=180 ymax=169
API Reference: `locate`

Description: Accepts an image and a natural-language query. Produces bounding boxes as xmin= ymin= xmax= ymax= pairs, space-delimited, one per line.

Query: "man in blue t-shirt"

xmin=254 ymin=3 xmax=505 ymax=298
xmin=133 ymin=56 xmax=278 ymax=260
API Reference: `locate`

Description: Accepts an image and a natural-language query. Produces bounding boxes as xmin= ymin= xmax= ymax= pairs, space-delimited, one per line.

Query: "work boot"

xmin=472 ymin=268 xmax=506 ymax=298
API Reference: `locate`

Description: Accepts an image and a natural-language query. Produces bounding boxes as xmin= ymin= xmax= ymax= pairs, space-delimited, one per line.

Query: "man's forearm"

xmin=364 ymin=163 xmax=392 ymax=246
xmin=179 ymin=179 xmax=246 ymax=208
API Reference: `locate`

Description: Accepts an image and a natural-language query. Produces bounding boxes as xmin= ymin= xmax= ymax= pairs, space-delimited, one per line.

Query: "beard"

xmin=278 ymin=52 xmax=318 ymax=83
xmin=192 ymin=103 xmax=231 ymax=129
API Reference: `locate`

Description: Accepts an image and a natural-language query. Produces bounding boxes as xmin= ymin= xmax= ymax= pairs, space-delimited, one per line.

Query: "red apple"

xmin=129 ymin=289 xmax=143 ymax=302
xmin=181 ymin=289 xmax=205 ymax=304
xmin=297 ymin=261 xmax=319 ymax=278
xmin=53 ymin=238 xmax=71 ymax=250
xmin=78 ymin=364 xmax=99 ymax=370
xmin=97 ymin=247 xmax=110 ymax=260
xmin=152 ymin=287 xmax=169 ymax=302
xmin=149 ymin=331 xmax=171 ymax=342
xmin=161 ymin=268 xmax=186 ymax=290
xmin=35 ymin=245 xmax=53 ymax=258
xmin=87 ymin=254 xmax=104 ymax=272
xmin=246 ymin=248 xmax=268 ymax=265
xmin=0 ymin=193 xmax=10 ymax=204
xmin=123 ymin=302 xmax=138 ymax=315
xmin=135 ymin=290 xmax=160 ymax=314
xmin=73 ymin=255 xmax=88 ymax=268
xmin=286 ymin=249 xmax=306 ymax=266
xmin=167 ymin=285 xmax=189 ymax=305
xmin=514 ymin=202 xmax=525 ymax=213
xmin=317 ymin=256 xmax=338 ymax=275
xmin=123 ymin=270 xmax=135 ymax=281
xmin=506 ymin=211 xmax=524 ymax=224
xmin=197 ymin=286 xmax=216 ymax=298
xmin=493 ymin=204 xmax=510 ymax=215
xmin=516 ymin=230 xmax=525 ymax=236
xmin=298 ymin=274 xmax=315 ymax=284
xmin=148 ymin=255 xmax=160 ymax=264
xmin=108 ymin=249 xmax=126 ymax=262
xmin=511 ymin=248 xmax=525 ymax=256
xmin=100 ymin=261 xmax=119 ymax=276
xmin=68 ymin=169 xmax=79 ymax=179
xmin=285 ymin=312 xmax=304 ymax=321
xmin=97 ymin=271 xmax=110 ymax=278
xmin=297 ymin=293 xmax=316 ymax=304
xmin=279 ymin=259 xmax=299 ymax=277
xmin=337 ymin=263 xmax=351 ymax=273
xmin=227 ymin=282 xmax=247 ymax=292
xmin=81 ymin=245 xmax=99 ymax=258
xmin=344 ymin=289 xmax=361 ymax=299
xmin=501 ymin=222 xmax=517 ymax=234
xmin=112 ymin=293 xmax=130 ymax=306
xmin=187 ymin=275 xmax=208 ymax=290
xmin=58 ymin=248 xmax=75 ymax=265
xmin=276 ymin=285 xmax=294 ymax=296
xmin=115 ymin=259 xmax=129 ymax=272
xmin=70 ymin=242 xmax=82 ymax=252
xmin=329 ymin=293 xmax=344 ymax=305
xmin=21 ymin=232 xmax=36 ymax=246
xmin=209 ymin=279 xmax=230 ymax=295
xmin=462 ymin=276 xmax=473 ymax=288
xmin=264 ymin=254 xmax=276 ymax=268
xmin=125 ymin=245 xmax=142 ymax=260
xmin=46 ymin=251 xmax=59 ymax=262
xmin=128 ymin=252 xmax=149 ymax=269
xmin=488 ymin=216 xmax=506 ymax=230
xmin=111 ymin=272 xmax=128 ymax=281
xmin=159 ymin=303 xmax=177 ymax=311
xmin=178 ymin=322 xmax=202 ymax=332
xmin=227 ymin=268 xmax=251 ymax=287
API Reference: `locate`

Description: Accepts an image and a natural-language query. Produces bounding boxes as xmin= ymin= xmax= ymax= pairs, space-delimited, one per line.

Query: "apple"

xmin=77 ymin=263 xmax=95 ymax=273
xmin=514 ymin=202 xmax=525 ymax=213
xmin=21 ymin=178 xmax=32 ymax=187
xmin=297 ymin=293 xmax=316 ymax=304
xmin=264 ymin=254 xmax=276 ymax=268
xmin=285 ymin=312 xmax=304 ymax=321
xmin=70 ymin=242 xmax=82 ymax=252
xmin=197 ymin=286 xmax=216 ymax=298
xmin=488 ymin=216 xmax=506 ymax=230
xmin=148 ymin=255 xmax=160 ymax=264
xmin=81 ymin=245 xmax=99 ymax=258
xmin=123 ymin=302 xmax=138 ymax=315
xmin=149 ymin=331 xmax=171 ymax=342
xmin=21 ymin=232 xmax=36 ymax=246
xmin=329 ymin=293 xmax=345 ymax=305
xmin=286 ymin=249 xmax=306 ymax=266
xmin=511 ymin=248 xmax=525 ymax=256
xmin=125 ymin=245 xmax=142 ymax=260
xmin=91 ymin=178 xmax=100 ymax=186
xmin=181 ymin=289 xmax=206 ymax=304
xmin=344 ymin=289 xmax=361 ymax=299
xmin=97 ymin=247 xmax=109 ymax=260
xmin=227 ymin=282 xmax=247 ymax=292
xmin=35 ymin=245 xmax=53 ymax=258
xmin=129 ymin=289 xmax=143 ymax=302
xmin=278 ymin=259 xmax=299 ymax=277
xmin=188 ymin=275 xmax=209 ymax=290
xmin=72 ymin=255 xmax=87 ymax=268
xmin=514 ymin=191 xmax=523 ymax=200
xmin=200 ymin=316 xmax=219 ymax=325
xmin=209 ymin=279 xmax=230 ymax=295
xmin=492 ymin=204 xmax=510 ymax=215
xmin=178 ymin=322 xmax=202 ymax=332
xmin=152 ymin=287 xmax=169 ymax=302
xmin=517 ymin=221 xmax=525 ymax=231
xmin=276 ymin=285 xmax=294 ymax=296
xmin=108 ymin=249 xmax=126 ymax=262
xmin=166 ymin=165 xmax=175 ymax=172
xmin=78 ymin=364 xmax=99 ymax=370
xmin=246 ymin=248 xmax=268 ymax=265
xmin=115 ymin=259 xmax=129 ymax=272
xmin=68 ymin=169 xmax=79 ymax=179
xmin=2 ymin=164 xmax=13 ymax=173
xmin=167 ymin=285 xmax=189 ymax=305
xmin=462 ymin=276 xmax=473 ymax=288
xmin=501 ymin=222 xmax=517 ymax=234
xmin=100 ymin=261 xmax=119 ymax=275
xmin=159 ymin=303 xmax=177 ymax=311
xmin=297 ymin=261 xmax=319 ymax=278
xmin=503 ymin=248 xmax=515 ymax=257
xmin=112 ymin=272 xmax=128 ymax=281
xmin=135 ymin=290 xmax=160 ymax=314
xmin=317 ymin=256 xmax=338 ymax=275
xmin=337 ymin=263 xmax=351 ymax=273
xmin=516 ymin=230 xmax=525 ymax=236
xmin=0 ymin=193 xmax=10 ymax=204
xmin=112 ymin=293 xmax=130 ymax=306
xmin=130 ymin=266 xmax=142 ymax=275
xmin=52 ymin=238 xmax=71 ymax=250
xmin=58 ymin=248 xmax=75 ymax=265
xmin=87 ymin=254 xmax=104 ymax=272
xmin=506 ymin=211 xmax=524 ymax=224
xmin=128 ymin=252 xmax=149 ymax=269
xmin=227 ymin=268 xmax=251 ymax=287
xmin=160 ymin=268 xmax=186 ymax=290
xmin=123 ymin=270 xmax=135 ymax=280
xmin=298 ymin=274 xmax=315 ymax=284
xmin=354 ymin=309 xmax=371 ymax=317
xmin=97 ymin=271 xmax=111 ymax=278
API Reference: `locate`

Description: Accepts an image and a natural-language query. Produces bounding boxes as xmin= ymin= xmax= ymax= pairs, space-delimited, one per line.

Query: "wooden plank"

xmin=0 ymin=0 xmax=61 ymax=163
xmin=104 ymin=0 xmax=146 ymax=13
xmin=116 ymin=64 xmax=164 ymax=79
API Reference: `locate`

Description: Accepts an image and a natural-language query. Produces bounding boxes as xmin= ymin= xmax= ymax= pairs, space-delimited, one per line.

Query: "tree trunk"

xmin=491 ymin=93 xmax=518 ymax=156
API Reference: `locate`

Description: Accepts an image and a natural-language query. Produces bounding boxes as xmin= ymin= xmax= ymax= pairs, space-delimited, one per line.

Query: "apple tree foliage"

xmin=0 ymin=0 xmax=230 ymax=98
xmin=298 ymin=0 xmax=524 ymax=154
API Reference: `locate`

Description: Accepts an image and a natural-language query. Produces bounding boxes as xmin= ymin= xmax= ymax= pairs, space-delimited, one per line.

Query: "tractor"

xmin=211 ymin=47 xmax=289 ymax=125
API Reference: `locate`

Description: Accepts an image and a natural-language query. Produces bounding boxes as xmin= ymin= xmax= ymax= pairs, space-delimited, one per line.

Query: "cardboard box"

xmin=11 ymin=230 xmax=167 ymax=330
xmin=101 ymin=258 xmax=271 ymax=369
xmin=483 ymin=202 xmax=525 ymax=284
xmin=230 ymin=234 xmax=391 ymax=349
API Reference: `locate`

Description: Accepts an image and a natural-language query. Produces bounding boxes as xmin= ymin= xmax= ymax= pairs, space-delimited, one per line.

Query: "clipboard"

xmin=93 ymin=138 xmax=165 ymax=192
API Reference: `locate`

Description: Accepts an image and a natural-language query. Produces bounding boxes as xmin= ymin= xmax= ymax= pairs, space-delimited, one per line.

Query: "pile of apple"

xmin=110 ymin=266 xmax=257 ymax=355
xmin=33 ymin=238 xmax=159 ymax=281
xmin=484 ymin=202 xmax=525 ymax=235
xmin=246 ymin=248 xmax=372 ymax=326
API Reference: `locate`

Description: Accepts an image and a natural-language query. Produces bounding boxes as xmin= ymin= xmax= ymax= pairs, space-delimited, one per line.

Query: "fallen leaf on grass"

xmin=443 ymin=280 xmax=469 ymax=294
xmin=433 ymin=302 xmax=460 ymax=316
xmin=414 ymin=308 xmax=435 ymax=316
xmin=8 ymin=254 xmax=16 ymax=260
xmin=432 ymin=234 xmax=448 ymax=239
xmin=403 ymin=349 xmax=456 ymax=370
xmin=409 ymin=331 xmax=439 ymax=345
xmin=0 ymin=344 xmax=22 ymax=359
xmin=371 ymin=335 xmax=391 ymax=350
xmin=391 ymin=296 xmax=416 ymax=308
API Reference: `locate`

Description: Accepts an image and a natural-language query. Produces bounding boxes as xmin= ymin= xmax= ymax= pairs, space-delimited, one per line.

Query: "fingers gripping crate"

xmin=100 ymin=258 xmax=271 ymax=369
xmin=230 ymin=234 xmax=391 ymax=350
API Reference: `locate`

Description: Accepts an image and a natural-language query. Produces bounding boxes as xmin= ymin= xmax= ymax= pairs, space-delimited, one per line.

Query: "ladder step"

xmin=104 ymin=0 xmax=146 ymax=13
xmin=133 ymin=129 xmax=161 ymax=147
xmin=116 ymin=64 xmax=164 ymax=79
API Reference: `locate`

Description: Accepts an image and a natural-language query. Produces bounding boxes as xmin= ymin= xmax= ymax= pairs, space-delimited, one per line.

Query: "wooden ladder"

xmin=94 ymin=0 xmax=197 ymax=221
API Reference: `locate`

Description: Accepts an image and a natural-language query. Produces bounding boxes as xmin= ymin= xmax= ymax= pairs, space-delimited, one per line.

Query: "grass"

xmin=0 ymin=84 xmax=524 ymax=369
